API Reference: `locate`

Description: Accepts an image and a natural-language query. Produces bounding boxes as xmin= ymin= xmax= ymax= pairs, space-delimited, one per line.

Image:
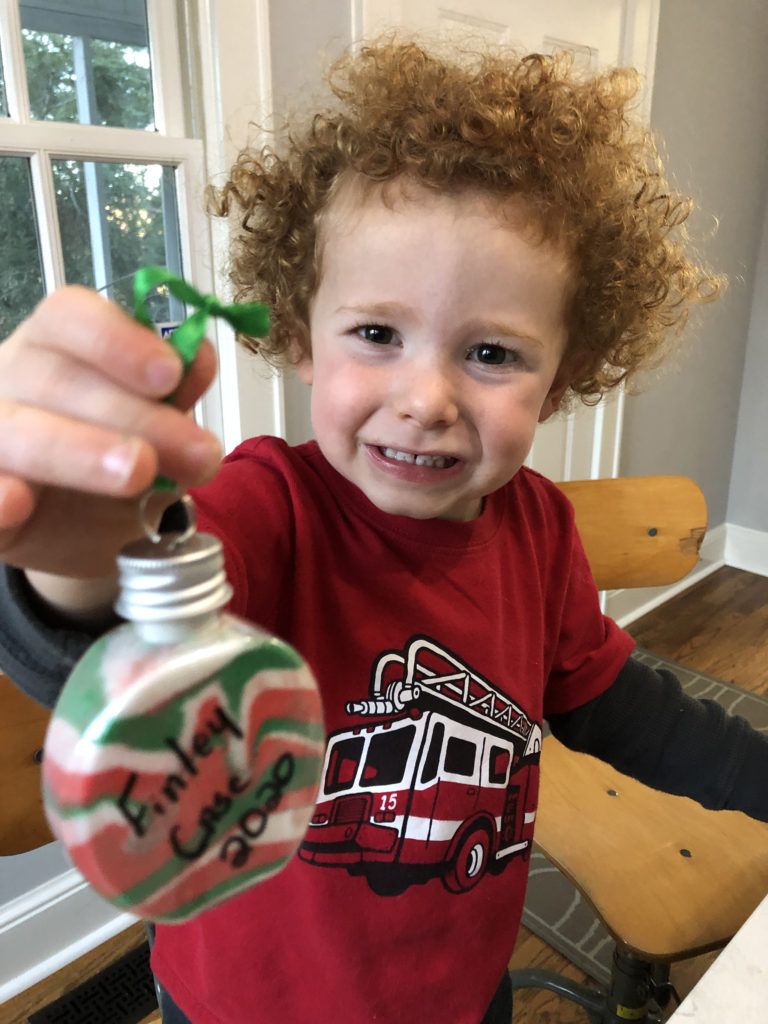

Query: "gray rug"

xmin=520 ymin=648 xmax=768 ymax=985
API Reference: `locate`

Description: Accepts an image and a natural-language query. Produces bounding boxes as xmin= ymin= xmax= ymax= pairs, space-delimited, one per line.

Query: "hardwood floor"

xmin=2 ymin=565 xmax=766 ymax=1023
xmin=628 ymin=565 xmax=768 ymax=699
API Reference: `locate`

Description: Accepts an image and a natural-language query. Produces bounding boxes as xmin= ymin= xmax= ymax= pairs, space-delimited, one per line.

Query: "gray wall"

xmin=619 ymin=0 xmax=768 ymax=528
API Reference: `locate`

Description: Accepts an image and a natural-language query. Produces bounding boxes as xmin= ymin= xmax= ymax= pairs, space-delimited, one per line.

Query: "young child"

xmin=1 ymin=40 xmax=766 ymax=1024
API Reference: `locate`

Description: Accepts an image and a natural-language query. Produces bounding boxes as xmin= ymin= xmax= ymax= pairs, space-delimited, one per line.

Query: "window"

xmin=0 ymin=0 xmax=212 ymax=416
xmin=20 ymin=1 xmax=155 ymax=128
xmin=420 ymin=721 xmax=445 ymax=784
xmin=325 ymin=736 xmax=365 ymax=794
xmin=444 ymin=735 xmax=477 ymax=778
xmin=1 ymin=1 xmax=288 ymax=454
xmin=488 ymin=745 xmax=510 ymax=785
xmin=359 ymin=725 xmax=415 ymax=788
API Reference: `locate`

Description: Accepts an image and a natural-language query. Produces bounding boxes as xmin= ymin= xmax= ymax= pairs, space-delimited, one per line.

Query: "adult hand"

xmin=0 ymin=286 xmax=222 ymax=580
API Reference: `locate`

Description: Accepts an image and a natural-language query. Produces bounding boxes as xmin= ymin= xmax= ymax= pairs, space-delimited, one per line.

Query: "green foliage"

xmin=0 ymin=159 xmax=45 ymax=338
xmin=23 ymin=30 xmax=77 ymax=122
xmin=91 ymin=38 xmax=154 ymax=130
xmin=22 ymin=29 xmax=153 ymax=127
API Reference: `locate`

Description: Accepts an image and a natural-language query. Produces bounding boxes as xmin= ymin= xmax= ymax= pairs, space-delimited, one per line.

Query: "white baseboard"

xmin=724 ymin=523 xmax=768 ymax=578
xmin=0 ymin=860 xmax=136 ymax=1004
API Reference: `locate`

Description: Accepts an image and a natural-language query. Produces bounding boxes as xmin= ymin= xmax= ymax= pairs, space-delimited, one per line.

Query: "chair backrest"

xmin=556 ymin=475 xmax=707 ymax=591
xmin=0 ymin=475 xmax=707 ymax=857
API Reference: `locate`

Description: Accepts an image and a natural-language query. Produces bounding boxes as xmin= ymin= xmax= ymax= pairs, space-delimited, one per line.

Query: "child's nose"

xmin=392 ymin=362 xmax=459 ymax=428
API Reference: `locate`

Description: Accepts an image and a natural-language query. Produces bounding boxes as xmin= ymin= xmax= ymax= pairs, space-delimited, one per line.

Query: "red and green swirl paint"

xmin=43 ymin=620 xmax=324 ymax=922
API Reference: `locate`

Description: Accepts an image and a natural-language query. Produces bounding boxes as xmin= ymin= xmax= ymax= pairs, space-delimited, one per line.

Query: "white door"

xmin=354 ymin=0 xmax=661 ymax=481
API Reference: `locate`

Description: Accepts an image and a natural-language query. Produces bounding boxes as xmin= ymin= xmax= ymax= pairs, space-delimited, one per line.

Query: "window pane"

xmin=444 ymin=736 xmax=476 ymax=777
xmin=0 ymin=158 xmax=45 ymax=337
xmin=325 ymin=737 xmax=365 ymax=795
xmin=52 ymin=160 xmax=182 ymax=321
xmin=360 ymin=726 xmax=415 ymax=788
xmin=21 ymin=0 xmax=154 ymax=129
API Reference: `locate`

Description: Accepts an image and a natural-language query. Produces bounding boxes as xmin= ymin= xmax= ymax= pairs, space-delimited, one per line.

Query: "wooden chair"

xmin=0 ymin=671 xmax=52 ymax=855
xmin=3 ymin=476 xmax=768 ymax=1024
xmin=508 ymin=475 xmax=768 ymax=1023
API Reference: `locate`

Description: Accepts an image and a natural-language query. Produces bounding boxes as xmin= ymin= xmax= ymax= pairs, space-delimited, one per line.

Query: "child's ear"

xmin=295 ymin=353 xmax=314 ymax=386
xmin=289 ymin=335 xmax=313 ymax=385
xmin=538 ymin=376 xmax=569 ymax=423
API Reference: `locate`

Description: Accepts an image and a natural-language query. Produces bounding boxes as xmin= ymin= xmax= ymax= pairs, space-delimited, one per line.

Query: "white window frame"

xmin=193 ymin=0 xmax=286 ymax=449
xmin=0 ymin=2 xmax=289 ymax=1002
xmin=0 ymin=0 xmax=287 ymax=450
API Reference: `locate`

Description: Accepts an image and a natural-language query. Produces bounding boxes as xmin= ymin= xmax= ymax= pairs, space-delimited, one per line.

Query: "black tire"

xmin=443 ymin=825 xmax=491 ymax=893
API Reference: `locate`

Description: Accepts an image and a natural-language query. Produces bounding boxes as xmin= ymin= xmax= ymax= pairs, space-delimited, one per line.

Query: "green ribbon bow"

xmin=133 ymin=266 xmax=270 ymax=490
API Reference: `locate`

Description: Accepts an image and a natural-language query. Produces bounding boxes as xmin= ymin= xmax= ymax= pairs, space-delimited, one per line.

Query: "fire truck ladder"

xmin=347 ymin=636 xmax=537 ymax=748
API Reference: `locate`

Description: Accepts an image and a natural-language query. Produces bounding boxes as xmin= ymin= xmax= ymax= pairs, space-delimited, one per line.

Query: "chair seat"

xmin=535 ymin=735 xmax=768 ymax=961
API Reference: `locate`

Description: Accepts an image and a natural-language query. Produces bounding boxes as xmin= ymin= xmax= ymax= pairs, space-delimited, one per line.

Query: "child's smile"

xmin=366 ymin=442 xmax=464 ymax=479
xmin=297 ymin=179 xmax=572 ymax=522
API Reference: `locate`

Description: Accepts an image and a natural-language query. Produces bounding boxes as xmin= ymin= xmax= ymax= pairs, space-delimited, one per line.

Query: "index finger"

xmin=20 ymin=286 xmax=185 ymax=399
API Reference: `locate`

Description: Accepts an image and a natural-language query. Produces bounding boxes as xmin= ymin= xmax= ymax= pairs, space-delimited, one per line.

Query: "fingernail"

xmin=102 ymin=438 xmax=143 ymax=486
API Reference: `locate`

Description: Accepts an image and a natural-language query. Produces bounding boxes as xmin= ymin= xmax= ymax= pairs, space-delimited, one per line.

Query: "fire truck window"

xmin=489 ymin=746 xmax=510 ymax=784
xmin=325 ymin=736 xmax=365 ymax=794
xmin=444 ymin=735 xmax=476 ymax=777
xmin=360 ymin=725 xmax=416 ymax=788
xmin=420 ymin=722 xmax=445 ymax=784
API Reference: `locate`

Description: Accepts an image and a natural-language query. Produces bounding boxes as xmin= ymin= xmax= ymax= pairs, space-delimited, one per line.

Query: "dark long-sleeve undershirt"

xmin=547 ymin=655 xmax=768 ymax=822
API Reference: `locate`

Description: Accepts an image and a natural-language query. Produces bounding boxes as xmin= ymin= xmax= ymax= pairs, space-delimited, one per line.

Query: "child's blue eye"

xmin=469 ymin=343 xmax=519 ymax=366
xmin=358 ymin=324 xmax=394 ymax=344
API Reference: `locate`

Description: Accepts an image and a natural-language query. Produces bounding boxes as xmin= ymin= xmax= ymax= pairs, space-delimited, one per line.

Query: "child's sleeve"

xmin=546 ymin=655 xmax=768 ymax=822
xmin=0 ymin=562 xmax=96 ymax=707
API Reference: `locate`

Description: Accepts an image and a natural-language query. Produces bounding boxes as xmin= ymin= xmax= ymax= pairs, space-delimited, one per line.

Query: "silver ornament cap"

xmin=115 ymin=531 xmax=232 ymax=624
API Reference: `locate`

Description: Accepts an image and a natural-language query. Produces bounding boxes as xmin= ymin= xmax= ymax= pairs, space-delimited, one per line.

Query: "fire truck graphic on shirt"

xmin=299 ymin=635 xmax=542 ymax=896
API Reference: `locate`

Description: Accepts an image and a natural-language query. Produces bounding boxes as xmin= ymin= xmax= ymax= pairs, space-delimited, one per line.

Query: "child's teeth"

xmin=382 ymin=447 xmax=411 ymax=462
xmin=381 ymin=447 xmax=453 ymax=468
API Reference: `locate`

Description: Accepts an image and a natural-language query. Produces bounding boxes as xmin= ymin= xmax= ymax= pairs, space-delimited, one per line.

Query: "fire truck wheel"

xmin=443 ymin=825 xmax=491 ymax=893
xmin=365 ymin=867 xmax=410 ymax=897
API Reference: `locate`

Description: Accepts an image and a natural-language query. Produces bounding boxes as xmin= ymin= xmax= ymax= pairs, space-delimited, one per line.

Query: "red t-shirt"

xmin=152 ymin=437 xmax=633 ymax=1023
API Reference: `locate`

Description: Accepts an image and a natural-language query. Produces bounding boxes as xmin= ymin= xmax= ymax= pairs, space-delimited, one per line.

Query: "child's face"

xmin=296 ymin=182 xmax=570 ymax=522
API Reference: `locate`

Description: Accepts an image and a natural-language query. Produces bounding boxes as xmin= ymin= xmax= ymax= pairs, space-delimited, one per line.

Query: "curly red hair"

xmin=209 ymin=39 xmax=719 ymax=402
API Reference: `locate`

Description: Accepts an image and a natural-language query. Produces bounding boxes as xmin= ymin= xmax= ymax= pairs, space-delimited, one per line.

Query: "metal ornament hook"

xmin=138 ymin=490 xmax=197 ymax=547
